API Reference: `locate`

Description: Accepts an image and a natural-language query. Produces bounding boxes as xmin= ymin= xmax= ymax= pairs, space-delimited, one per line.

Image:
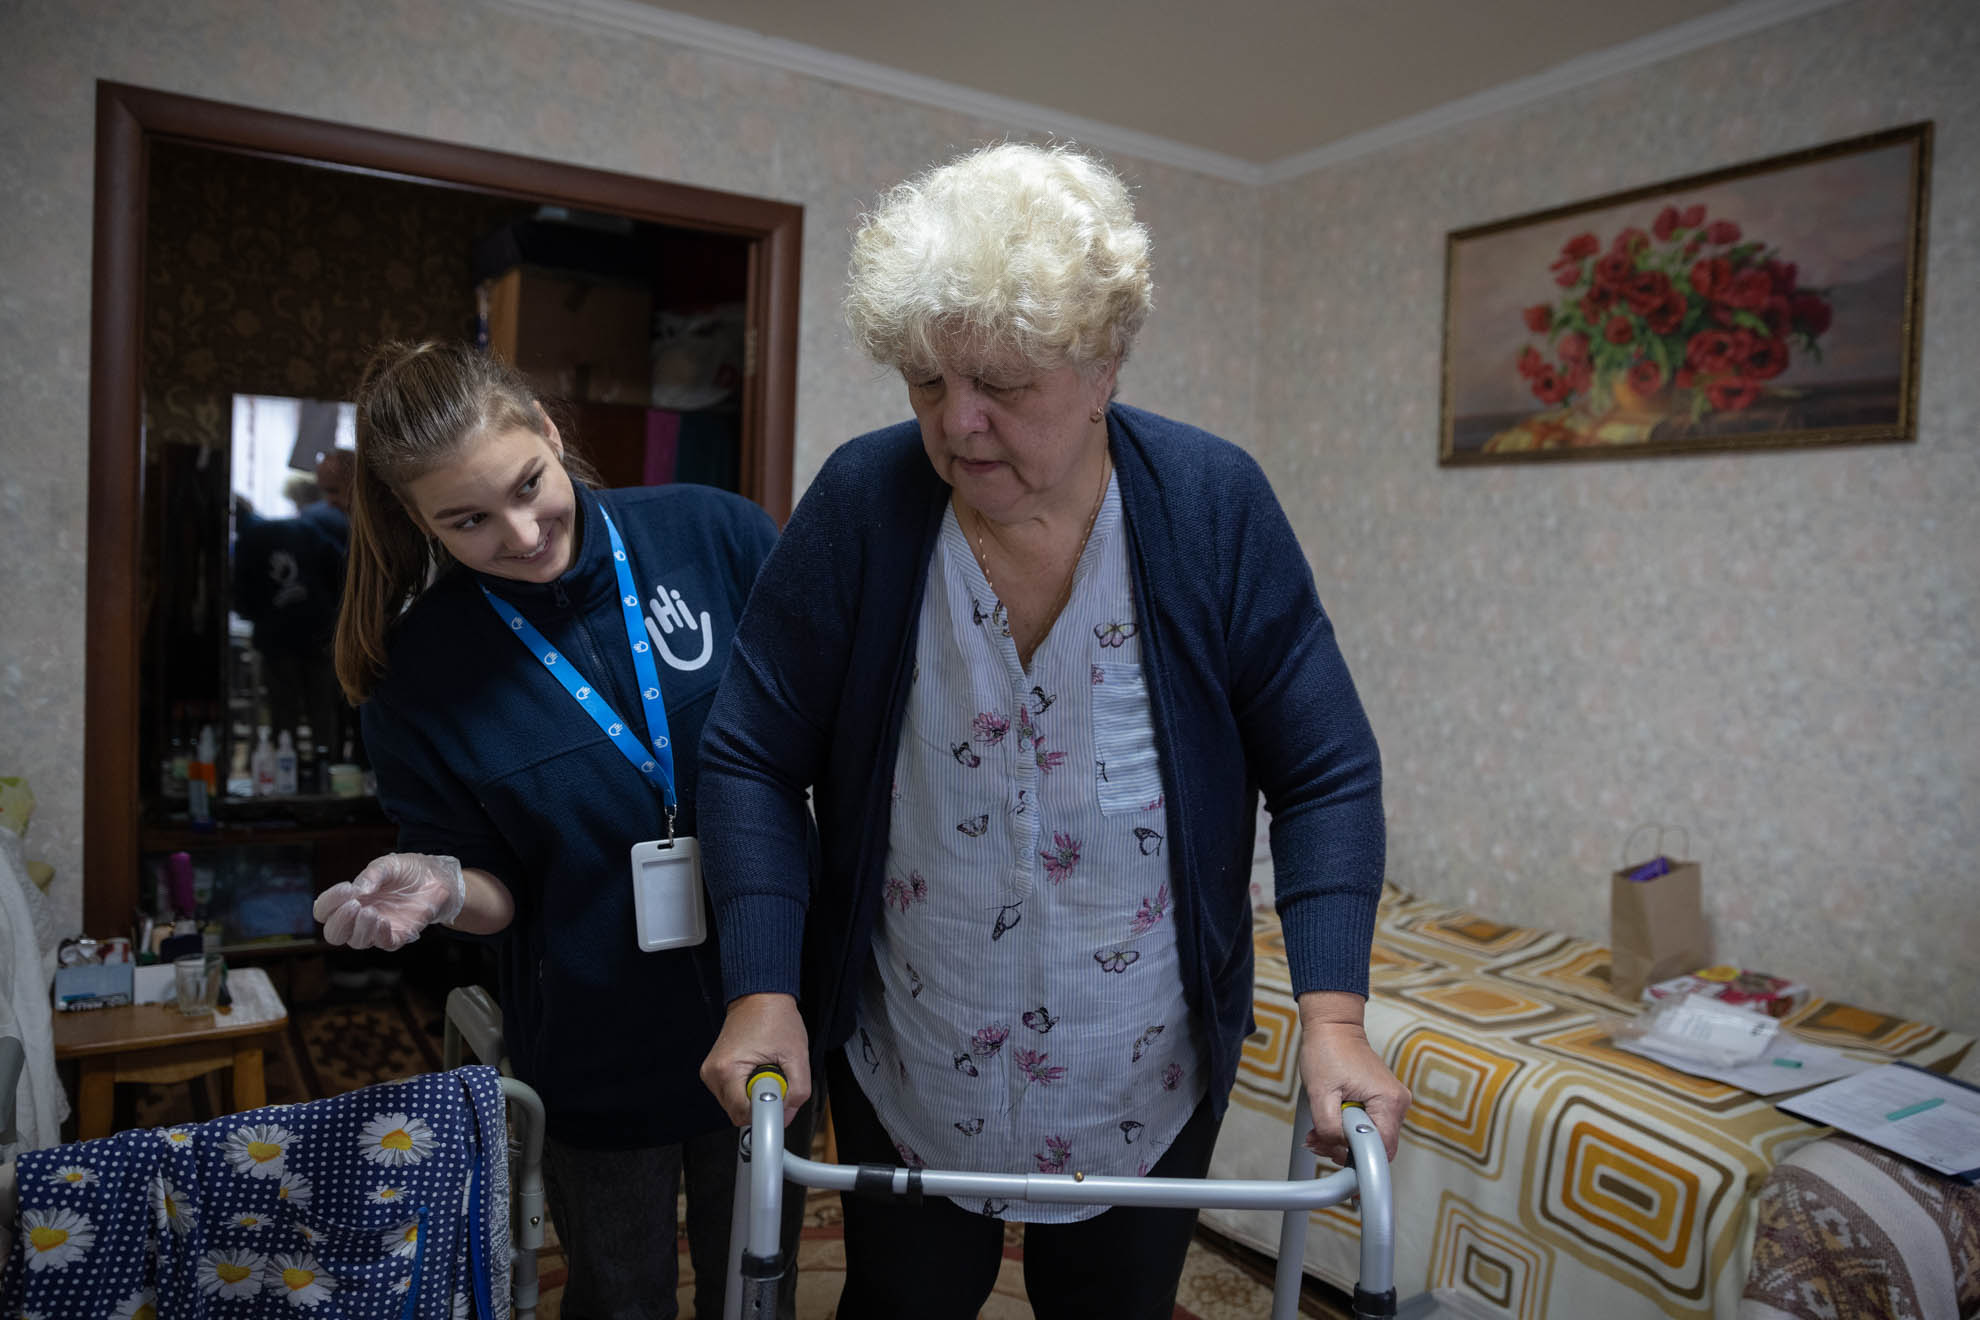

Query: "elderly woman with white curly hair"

xmin=697 ymin=141 xmax=1409 ymax=1316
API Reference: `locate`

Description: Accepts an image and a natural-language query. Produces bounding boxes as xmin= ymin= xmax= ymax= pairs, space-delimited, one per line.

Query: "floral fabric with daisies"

xmin=849 ymin=479 xmax=1208 ymax=1222
xmin=1 ymin=1065 xmax=508 ymax=1319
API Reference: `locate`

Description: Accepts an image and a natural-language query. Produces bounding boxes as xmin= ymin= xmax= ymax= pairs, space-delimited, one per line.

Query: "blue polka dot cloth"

xmin=2 ymin=1065 xmax=510 ymax=1319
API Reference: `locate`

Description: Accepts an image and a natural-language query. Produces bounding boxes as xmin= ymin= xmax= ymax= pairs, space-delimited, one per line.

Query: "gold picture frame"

xmin=1439 ymin=122 xmax=1931 ymax=466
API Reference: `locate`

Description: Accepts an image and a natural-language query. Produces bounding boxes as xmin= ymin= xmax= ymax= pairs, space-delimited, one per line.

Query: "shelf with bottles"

xmin=140 ymin=819 xmax=403 ymax=971
xmin=144 ymin=782 xmax=392 ymax=838
xmin=214 ymin=711 xmax=368 ymax=806
xmin=142 ymin=843 xmax=323 ymax=958
xmin=153 ymin=701 xmax=383 ymax=827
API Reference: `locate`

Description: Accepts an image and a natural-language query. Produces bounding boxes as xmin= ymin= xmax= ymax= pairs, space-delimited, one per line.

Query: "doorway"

xmin=84 ymin=81 xmax=802 ymax=934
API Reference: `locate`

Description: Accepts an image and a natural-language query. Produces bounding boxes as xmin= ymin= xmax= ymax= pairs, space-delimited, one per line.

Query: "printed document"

xmin=1777 ymin=1062 xmax=1980 ymax=1181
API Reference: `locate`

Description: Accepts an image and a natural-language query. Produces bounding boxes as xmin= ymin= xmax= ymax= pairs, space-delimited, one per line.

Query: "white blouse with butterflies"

xmin=846 ymin=476 xmax=1208 ymax=1222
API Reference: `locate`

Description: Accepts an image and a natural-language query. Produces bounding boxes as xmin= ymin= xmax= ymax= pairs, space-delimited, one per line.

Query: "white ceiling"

xmin=573 ymin=0 xmax=1841 ymax=179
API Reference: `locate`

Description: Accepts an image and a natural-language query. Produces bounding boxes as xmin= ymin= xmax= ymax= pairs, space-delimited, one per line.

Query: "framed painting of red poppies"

xmin=1439 ymin=122 xmax=1930 ymax=465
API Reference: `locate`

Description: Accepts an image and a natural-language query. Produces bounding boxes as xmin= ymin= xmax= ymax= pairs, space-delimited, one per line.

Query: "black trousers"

xmin=542 ymin=1100 xmax=813 ymax=1320
xmin=826 ymin=1050 xmax=1221 ymax=1320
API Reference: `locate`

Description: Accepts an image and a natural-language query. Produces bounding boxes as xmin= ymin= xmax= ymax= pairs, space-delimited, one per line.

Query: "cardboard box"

xmin=484 ymin=267 xmax=652 ymax=406
xmin=133 ymin=963 xmax=178 ymax=1006
xmin=54 ymin=962 xmax=134 ymax=1012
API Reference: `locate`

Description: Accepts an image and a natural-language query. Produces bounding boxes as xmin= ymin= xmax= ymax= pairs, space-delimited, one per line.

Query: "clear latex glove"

xmin=312 ymin=852 xmax=467 ymax=951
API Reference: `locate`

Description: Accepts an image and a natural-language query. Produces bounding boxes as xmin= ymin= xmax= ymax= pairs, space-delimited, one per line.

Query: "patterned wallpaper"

xmin=1255 ymin=0 xmax=1979 ymax=1034
xmin=145 ymin=140 xmax=523 ymax=451
xmin=0 ymin=0 xmax=1259 ymax=940
xmin=2 ymin=0 xmax=1972 ymax=1035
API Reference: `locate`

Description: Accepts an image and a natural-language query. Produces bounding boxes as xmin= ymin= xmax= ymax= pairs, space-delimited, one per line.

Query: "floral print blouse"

xmin=848 ymin=477 xmax=1207 ymax=1222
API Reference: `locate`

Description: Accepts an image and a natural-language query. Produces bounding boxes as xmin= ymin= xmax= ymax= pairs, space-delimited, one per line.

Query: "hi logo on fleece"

xmin=643 ymin=582 xmax=714 ymax=671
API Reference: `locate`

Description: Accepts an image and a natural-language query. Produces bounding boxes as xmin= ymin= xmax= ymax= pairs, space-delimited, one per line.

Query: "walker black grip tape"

xmin=853 ymin=1164 xmax=896 ymax=1199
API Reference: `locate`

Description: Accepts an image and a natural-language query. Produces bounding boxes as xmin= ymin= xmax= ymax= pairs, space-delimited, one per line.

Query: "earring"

xmin=1090 ymin=408 xmax=1104 ymax=424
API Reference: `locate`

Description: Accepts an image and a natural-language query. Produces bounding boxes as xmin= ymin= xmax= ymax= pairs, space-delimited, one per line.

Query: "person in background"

xmin=233 ymin=458 xmax=348 ymax=752
xmin=314 ymin=340 xmax=805 ymax=1320
xmin=697 ymin=143 xmax=1410 ymax=1318
xmin=313 ymin=446 xmax=355 ymax=516
xmin=298 ymin=446 xmax=355 ymax=566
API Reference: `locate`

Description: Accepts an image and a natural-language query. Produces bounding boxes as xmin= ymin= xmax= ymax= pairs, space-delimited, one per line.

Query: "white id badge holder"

xmin=630 ymin=835 xmax=708 ymax=951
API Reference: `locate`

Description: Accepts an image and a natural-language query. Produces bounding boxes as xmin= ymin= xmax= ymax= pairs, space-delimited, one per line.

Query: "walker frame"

xmin=722 ymin=1070 xmax=1397 ymax=1320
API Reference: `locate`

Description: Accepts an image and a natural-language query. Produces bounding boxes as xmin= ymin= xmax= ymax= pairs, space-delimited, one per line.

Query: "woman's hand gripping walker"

xmin=723 ymin=1068 xmax=1397 ymax=1320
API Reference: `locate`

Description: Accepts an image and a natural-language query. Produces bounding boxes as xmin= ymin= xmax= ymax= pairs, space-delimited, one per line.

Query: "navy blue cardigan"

xmin=699 ymin=405 xmax=1385 ymax=1117
xmin=363 ymin=482 xmax=778 ymax=1148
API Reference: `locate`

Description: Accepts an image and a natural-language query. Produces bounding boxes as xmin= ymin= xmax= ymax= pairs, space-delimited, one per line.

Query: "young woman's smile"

xmin=403 ymin=423 xmax=578 ymax=583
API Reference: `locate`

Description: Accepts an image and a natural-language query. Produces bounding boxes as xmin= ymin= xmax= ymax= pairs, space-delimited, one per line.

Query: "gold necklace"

xmin=965 ymin=453 xmax=1111 ymax=653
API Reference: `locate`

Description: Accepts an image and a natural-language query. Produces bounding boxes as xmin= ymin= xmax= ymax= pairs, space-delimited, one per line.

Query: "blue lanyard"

xmin=480 ymin=507 xmax=677 ymax=826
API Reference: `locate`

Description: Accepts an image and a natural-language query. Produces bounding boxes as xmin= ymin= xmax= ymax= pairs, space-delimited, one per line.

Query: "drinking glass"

xmin=173 ymin=953 xmax=224 ymax=1016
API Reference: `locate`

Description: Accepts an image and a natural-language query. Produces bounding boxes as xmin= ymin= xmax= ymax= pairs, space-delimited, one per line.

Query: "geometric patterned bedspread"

xmin=1203 ymin=884 xmax=1974 ymax=1320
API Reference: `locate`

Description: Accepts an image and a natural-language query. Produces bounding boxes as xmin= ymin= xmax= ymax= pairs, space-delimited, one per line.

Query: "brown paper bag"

xmin=1610 ymin=831 xmax=1712 ymax=1000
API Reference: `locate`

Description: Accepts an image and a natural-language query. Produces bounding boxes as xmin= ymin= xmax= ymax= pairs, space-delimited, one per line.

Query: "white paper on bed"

xmin=1616 ymin=1030 xmax=1869 ymax=1095
xmin=1777 ymin=1062 xmax=1980 ymax=1180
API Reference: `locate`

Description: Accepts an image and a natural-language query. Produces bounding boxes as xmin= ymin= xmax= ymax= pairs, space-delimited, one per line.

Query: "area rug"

xmin=529 ymin=1183 xmax=1353 ymax=1319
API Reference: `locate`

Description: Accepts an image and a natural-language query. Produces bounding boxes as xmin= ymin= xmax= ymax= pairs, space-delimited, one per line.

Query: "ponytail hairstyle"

xmin=334 ymin=340 xmax=600 ymax=704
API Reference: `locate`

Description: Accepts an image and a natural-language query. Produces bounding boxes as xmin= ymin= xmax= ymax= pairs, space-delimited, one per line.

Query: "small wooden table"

xmin=53 ymin=966 xmax=288 ymax=1139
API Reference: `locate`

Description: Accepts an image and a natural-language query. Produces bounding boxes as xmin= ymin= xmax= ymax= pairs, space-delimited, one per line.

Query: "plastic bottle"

xmin=160 ymin=705 xmax=189 ymax=801
xmin=251 ymin=726 xmax=277 ymax=797
xmin=274 ymin=730 xmax=299 ymax=795
xmin=168 ymin=724 xmax=189 ymax=798
xmin=167 ymin=851 xmax=197 ymax=919
xmin=295 ymin=721 xmax=317 ymax=796
xmin=188 ymin=725 xmax=217 ymax=827
xmin=227 ymin=720 xmax=255 ymax=798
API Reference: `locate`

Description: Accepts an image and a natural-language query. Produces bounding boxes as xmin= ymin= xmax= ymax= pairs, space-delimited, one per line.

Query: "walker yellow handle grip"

xmin=748 ymin=1067 xmax=788 ymax=1099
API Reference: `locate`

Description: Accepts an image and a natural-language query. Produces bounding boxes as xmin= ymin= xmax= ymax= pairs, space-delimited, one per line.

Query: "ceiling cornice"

xmin=1259 ymin=0 xmax=1850 ymax=184
xmin=491 ymin=0 xmax=1852 ymax=188
xmin=490 ymin=0 xmax=1269 ymax=184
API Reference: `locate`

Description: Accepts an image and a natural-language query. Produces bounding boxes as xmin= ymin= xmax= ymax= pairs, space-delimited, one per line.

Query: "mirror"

xmin=86 ymin=85 xmax=804 ymax=936
xmin=223 ymin=396 xmax=354 ymax=800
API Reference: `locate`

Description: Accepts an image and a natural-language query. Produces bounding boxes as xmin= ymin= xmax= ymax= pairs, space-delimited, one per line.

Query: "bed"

xmin=1203 ymin=882 xmax=1974 ymax=1320
xmin=1741 ymin=1132 xmax=1980 ymax=1318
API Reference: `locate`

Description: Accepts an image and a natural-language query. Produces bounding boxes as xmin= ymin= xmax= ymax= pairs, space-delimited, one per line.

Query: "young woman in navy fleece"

xmin=315 ymin=340 xmax=802 ymax=1320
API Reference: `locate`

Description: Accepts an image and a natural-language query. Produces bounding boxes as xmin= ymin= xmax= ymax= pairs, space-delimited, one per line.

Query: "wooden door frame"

xmin=85 ymin=81 xmax=803 ymax=931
